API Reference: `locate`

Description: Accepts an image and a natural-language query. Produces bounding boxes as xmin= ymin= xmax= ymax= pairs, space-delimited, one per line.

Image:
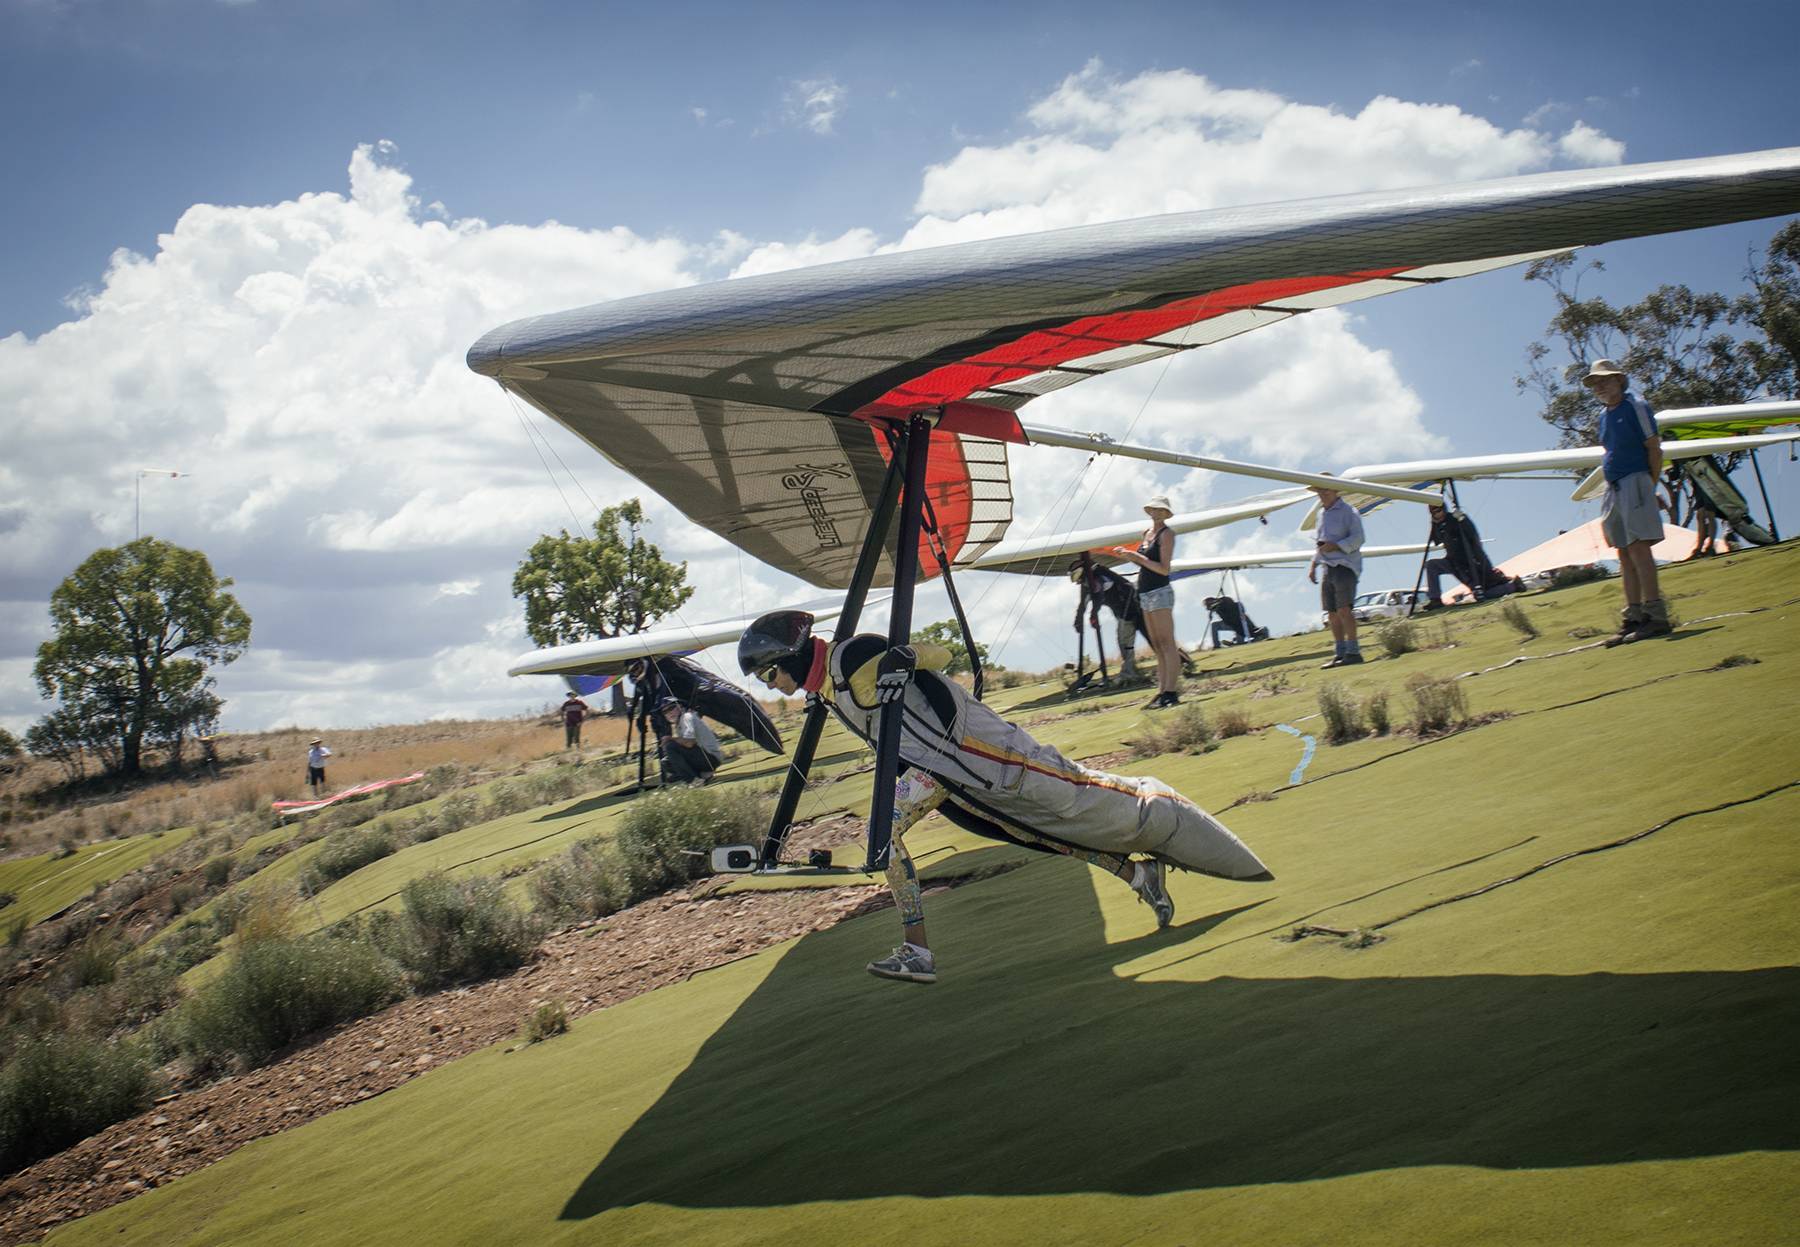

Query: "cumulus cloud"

xmin=904 ymin=61 xmax=1621 ymax=245
xmin=3 ymin=69 xmax=1635 ymax=727
xmin=784 ymin=76 xmax=846 ymax=135
xmin=1558 ymin=120 xmax=1626 ymax=166
xmin=0 ymin=142 xmax=705 ymax=732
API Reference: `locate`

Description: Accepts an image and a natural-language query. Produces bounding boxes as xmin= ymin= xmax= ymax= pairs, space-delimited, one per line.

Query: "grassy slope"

xmin=0 ymin=827 xmax=196 ymax=928
xmin=49 ymin=546 xmax=1800 ymax=1247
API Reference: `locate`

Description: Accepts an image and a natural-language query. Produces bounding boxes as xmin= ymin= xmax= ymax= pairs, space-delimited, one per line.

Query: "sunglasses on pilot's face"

xmin=756 ymin=664 xmax=780 ymax=685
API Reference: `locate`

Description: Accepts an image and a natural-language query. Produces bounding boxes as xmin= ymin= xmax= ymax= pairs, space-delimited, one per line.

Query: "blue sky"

xmin=3 ymin=0 xmax=1797 ymax=735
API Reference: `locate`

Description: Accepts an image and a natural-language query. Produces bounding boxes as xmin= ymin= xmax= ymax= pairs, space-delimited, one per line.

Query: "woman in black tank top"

xmin=1116 ymin=495 xmax=1180 ymax=708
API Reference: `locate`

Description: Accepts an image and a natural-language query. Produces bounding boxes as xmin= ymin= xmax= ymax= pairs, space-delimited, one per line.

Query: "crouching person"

xmin=739 ymin=611 xmax=1273 ymax=985
xmin=659 ymin=697 xmax=724 ymax=784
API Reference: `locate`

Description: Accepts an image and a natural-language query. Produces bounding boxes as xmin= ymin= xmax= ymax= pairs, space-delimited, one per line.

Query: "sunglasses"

xmin=755 ymin=664 xmax=781 ymax=685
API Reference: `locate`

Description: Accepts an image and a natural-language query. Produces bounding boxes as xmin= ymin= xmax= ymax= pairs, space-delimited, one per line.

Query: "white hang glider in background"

xmin=470 ymin=144 xmax=1800 ymax=870
xmin=1303 ymin=403 xmax=1792 ymax=536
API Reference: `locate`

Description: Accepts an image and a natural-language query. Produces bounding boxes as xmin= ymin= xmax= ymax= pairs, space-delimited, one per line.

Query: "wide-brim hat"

xmin=1583 ymin=358 xmax=1627 ymax=383
xmin=309 ymin=737 xmax=322 ymax=745
xmin=1143 ymin=494 xmax=1174 ymax=516
xmin=1306 ymin=477 xmax=1339 ymax=494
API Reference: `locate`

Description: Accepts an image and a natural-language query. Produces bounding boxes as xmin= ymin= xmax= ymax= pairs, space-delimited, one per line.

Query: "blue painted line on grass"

xmin=1273 ymin=723 xmax=1317 ymax=786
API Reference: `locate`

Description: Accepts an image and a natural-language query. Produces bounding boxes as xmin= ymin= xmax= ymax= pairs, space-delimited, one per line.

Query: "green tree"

xmin=1517 ymin=254 xmax=1761 ymax=448
xmin=31 ymin=538 xmax=250 ymax=779
xmin=914 ymin=620 xmax=993 ymax=677
xmin=1737 ymin=219 xmax=1800 ymax=398
xmin=512 ymin=500 xmax=694 ymax=710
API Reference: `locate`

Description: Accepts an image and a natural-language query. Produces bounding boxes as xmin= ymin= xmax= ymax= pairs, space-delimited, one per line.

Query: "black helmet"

xmin=738 ymin=610 xmax=815 ymax=683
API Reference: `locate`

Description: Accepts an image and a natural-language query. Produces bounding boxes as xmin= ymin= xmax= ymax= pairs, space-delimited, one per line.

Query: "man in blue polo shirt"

xmin=1586 ymin=359 xmax=1670 ymax=645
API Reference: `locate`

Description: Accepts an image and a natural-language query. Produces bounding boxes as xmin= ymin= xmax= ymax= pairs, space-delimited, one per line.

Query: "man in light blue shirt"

xmin=1308 ymin=481 xmax=1366 ymax=668
xmin=1587 ymin=359 xmax=1669 ymax=644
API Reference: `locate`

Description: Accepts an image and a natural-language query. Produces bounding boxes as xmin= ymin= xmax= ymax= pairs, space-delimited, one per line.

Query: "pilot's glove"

xmin=875 ymin=646 xmax=918 ymax=705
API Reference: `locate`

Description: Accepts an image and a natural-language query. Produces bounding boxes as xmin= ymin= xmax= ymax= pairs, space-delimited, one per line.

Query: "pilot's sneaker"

xmin=1132 ymin=858 xmax=1175 ymax=929
xmin=867 ymin=942 xmax=937 ymax=984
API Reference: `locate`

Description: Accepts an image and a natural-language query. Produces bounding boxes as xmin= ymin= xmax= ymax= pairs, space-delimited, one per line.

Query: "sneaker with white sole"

xmin=867 ymin=942 xmax=937 ymax=984
xmin=1132 ymin=858 xmax=1175 ymax=930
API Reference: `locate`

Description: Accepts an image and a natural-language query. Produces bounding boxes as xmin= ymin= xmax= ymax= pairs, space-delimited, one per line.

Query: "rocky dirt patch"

xmin=0 ymin=878 xmax=886 ymax=1245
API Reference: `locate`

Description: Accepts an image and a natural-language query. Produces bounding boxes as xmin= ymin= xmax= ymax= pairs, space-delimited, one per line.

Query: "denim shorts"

xmin=1139 ymin=585 xmax=1175 ymax=613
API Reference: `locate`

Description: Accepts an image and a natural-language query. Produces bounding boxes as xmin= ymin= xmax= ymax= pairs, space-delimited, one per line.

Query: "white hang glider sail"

xmin=968 ymin=489 xmax=1311 ymax=576
xmin=507 ymin=595 xmax=878 ymax=678
xmin=1299 ymin=431 xmax=1800 ymax=529
xmin=1169 ymin=542 xmax=1431 ymax=578
xmin=470 ymin=147 xmax=1800 ymax=589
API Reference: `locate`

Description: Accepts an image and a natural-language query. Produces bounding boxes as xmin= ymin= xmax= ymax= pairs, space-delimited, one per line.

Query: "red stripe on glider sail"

xmin=862 ymin=269 xmax=1407 ymax=412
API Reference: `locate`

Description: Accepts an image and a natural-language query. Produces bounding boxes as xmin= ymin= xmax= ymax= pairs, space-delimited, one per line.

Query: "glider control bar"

xmin=1020 ymin=423 xmax=1444 ymax=507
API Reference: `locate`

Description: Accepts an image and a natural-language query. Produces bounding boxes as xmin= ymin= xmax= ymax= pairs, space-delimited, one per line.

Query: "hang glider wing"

xmin=1297 ymin=431 xmax=1800 ymax=527
xmin=1657 ymin=398 xmax=1800 ymax=440
xmin=1167 ymin=542 xmax=1430 ymax=579
xmin=469 ymin=148 xmax=1800 ymax=586
xmin=967 ymin=489 xmax=1310 ymax=576
xmin=631 ymin=654 xmax=785 ymax=755
xmin=507 ymin=594 xmax=882 ymax=678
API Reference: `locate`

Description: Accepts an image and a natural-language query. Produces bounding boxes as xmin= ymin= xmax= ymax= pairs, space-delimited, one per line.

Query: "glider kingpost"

xmin=470 ymin=145 xmax=1800 ymax=872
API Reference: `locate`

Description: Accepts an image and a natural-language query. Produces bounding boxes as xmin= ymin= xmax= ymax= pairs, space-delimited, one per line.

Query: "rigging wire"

xmin=982 ymin=348 xmax=1186 ymax=664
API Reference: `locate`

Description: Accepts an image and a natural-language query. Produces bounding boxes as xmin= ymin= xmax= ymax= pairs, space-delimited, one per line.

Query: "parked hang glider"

xmin=1299 ymin=431 xmax=1800 ymax=530
xmin=507 ymin=595 xmax=873 ymax=680
xmin=470 ymin=145 xmax=1800 ymax=870
xmin=1169 ymin=542 xmax=1431 ymax=580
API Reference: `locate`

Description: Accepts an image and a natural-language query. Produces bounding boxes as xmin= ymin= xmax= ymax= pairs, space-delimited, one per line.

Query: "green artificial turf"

xmin=49 ymin=546 xmax=1800 ymax=1246
xmin=0 ymin=826 xmax=196 ymax=929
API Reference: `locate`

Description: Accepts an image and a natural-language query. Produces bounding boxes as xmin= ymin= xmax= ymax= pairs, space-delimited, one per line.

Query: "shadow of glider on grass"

xmin=560 ymin=858 xmax=1798 ymax=1214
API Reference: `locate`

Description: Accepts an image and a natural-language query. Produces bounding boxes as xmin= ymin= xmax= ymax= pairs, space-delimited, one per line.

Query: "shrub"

xmin=1499 ymin=601 xmax=1539 ymax=640
xmin=1374 ymin=619 xmax=1418 ymax=657
xmin=530 ymin=839 xmax=628 ymax=922
xmin=1713 ymin=653 xmax=1759 ymax=670
xmin=1363 ymin=690 xmax=1391 ymax=736
xmin=1317 ymin=683 xmax=1365 ymax=744
xmin=436 ymin=792 xmax=482 ymax=835
xmin=0 ymin=1032 xmax=157 ymax=1175
xmin=63 ymin=932 xmax=125 ymax=991
xmin=376 ymin=875 xmax=542 ymax=989
xmin=1133 ymin=704 xmax=1215 ymax=754
xmin=522 ymin=1000 xmax=569 ymax=1044
xmin=1408 ymin=674 xmax=1469 ymax=735
xmin=424 ymin=763 xmax=467 ymax=794
xmin=303 ymin=825 xmax=399 ymax=893
xmin=202 ymin=856 xmax=233 ymax=888
xmin=177 ymin=934 xmax=403 ymax=1070
xmin=614 ymin=785 xmax=772 ymax=900
xmin=1548 ymin=563 xmax=1608 ymax=589
xmin=1214 ymin=706 xmax=1255 ymax=739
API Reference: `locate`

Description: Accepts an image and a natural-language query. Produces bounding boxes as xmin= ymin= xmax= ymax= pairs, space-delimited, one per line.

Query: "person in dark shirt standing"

xmin=559 ymin=691 xmax=590 ymax=749
xmin=1585 ymin=360 xmax=1670 ymax=644
xmin=1071 ymin=553 xmax=1146 ymax=681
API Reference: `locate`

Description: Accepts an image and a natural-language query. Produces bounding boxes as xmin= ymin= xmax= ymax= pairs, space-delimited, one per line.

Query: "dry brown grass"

xmin=0 ymin=713 xmax=634 ymax=864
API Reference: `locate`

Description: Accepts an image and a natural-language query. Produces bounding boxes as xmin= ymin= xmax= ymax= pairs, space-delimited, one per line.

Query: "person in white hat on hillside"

xmin=1584 ymin=359 xmax=1671 ymax=645
xmin=306 ymin=737 xmax=332 ymax=796
xmin=1112 ymin=494 xmax=1183 ymax=708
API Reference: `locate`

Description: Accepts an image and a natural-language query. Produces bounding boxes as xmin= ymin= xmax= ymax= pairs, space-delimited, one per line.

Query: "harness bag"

xmin=828 ymin=639 xmax=1270 ymax=880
